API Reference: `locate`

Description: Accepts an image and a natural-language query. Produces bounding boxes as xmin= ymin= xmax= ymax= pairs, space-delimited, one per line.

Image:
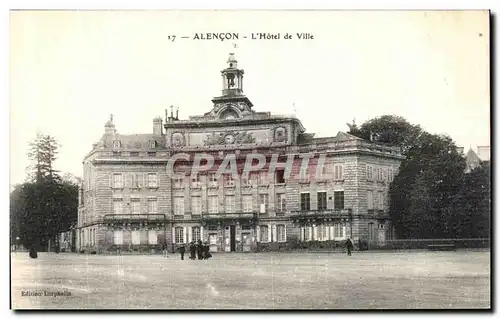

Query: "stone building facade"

xmin=77 ymin=53 xmax=404 ymax=253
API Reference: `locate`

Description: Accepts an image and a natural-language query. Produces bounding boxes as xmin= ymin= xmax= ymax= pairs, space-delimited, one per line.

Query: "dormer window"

xmin=149 ymin=140 xmax=156 ymax=149
xmin=113 ymin=140 xmax=121 ymax=148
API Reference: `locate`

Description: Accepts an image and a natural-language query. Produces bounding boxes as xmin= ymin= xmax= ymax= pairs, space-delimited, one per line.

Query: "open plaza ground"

xmin=11 ymin=250 xmax=490 ymax=310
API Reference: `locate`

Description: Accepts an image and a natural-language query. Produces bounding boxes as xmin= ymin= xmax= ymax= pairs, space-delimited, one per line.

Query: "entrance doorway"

xmin=230 ymin=225 xmax=236 ymax=252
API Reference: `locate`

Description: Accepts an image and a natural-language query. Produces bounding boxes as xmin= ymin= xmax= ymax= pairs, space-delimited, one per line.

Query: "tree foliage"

xmin=352 ymin=115 xmax=490 ymax=239
xmin=11 ymin=134 xmax=79 ymax=250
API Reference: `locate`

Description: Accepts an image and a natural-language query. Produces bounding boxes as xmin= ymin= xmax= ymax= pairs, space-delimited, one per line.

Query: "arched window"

xmin=113 ymin=140 xmax=121 ymax=148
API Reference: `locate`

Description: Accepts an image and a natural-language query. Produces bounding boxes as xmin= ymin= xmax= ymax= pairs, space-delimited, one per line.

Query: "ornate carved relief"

xmin=274 ymin=126 xmax=288 ymax=142
xmin=204 ymin=131 xmax=256 ymax=146
xmin=172 ymin=132 xmax=185 ymax=147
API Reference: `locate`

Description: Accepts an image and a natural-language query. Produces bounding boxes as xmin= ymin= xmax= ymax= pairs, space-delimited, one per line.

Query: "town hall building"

xmin=77 ymin=53 xmax=404 ymax=253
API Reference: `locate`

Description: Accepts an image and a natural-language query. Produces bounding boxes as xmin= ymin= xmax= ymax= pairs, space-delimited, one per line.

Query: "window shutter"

xmin=188 ymin=227 xmax=192 ymax=243
xmin=172 ymin=227 xmax=175 ymax=244
xmin=256 ymin=226 xmax=260 ymax=243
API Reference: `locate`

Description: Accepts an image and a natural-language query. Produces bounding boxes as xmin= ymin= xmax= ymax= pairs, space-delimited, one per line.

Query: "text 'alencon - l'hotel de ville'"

xmin=77 ymin=53 xmax=404 ymax=253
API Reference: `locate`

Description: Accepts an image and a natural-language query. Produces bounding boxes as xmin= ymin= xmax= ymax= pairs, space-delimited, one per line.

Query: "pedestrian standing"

xmin=162 ymin=243 xmax=169 ymax=258
xmin=203 ymin=242 xmax=212 ymax=260
xmin=179 ymin=245 xmax=186 ymax=260
xmin=346 ymin=238 xmax=353 ymax=256
xmin=196 ymin=240 xmax=203 ymax=260
xmin=189 ymin=241 xmax=196 ymax=260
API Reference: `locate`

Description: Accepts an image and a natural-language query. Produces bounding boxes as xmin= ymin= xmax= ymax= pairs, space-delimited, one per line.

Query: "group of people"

xmin=162 ymin=240 xmax=212 ymax=260
xmin=188 ymin=240 xmax=212 ymax=260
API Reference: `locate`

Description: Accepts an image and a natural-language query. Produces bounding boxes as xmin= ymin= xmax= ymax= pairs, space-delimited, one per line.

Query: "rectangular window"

xmin=276 ymin=225 xmax=286 ymax=242
xmin=209 ymin=233 xmax=217 ymax=245
xmin=334 ymin=191 xmax=344 ymax=210
xmin=113 ymin=230 xmax=123 ymax=245
xmin=259 ymin=194 xmax=269 ymax=213
xmin=174 ymin=197 xmax=184 ymax=215
xmin=191 ymin=174 xmax=201 ymax=188
xmin=299 ymin=166 xmax=308 ymax=181
xmin=258 ymin=171 xmax=268 ymax=185
xmin=175 ymin=227 xmax=184 ymax=244
xmin=378 ymin=191 xmax=384 ymax=210
xmin=276 ymin=193 xmax=286 ymax=212
xmin=191 ymin=196 xmax=202 ymax=215
xmin=113 ymin=199 xmax=123 ymax=214
xmin=113 ymin=173 xmax=123 ymax=188
xmin=224 ymin=174 xmax=235 ymax=187
xmin=250 ymin=172 xmax=258 ymax=185
xmin=323 ymin=225 xmax=329 ymax=240
xmin=131 ymin=231 xmax=141 ymax=245
xmin=305 ymin=227 xmax=312 ymax=241
xmin=208 ymin=196 xmax=219 ymax=214
xmin=174 ymin=175 xmax=184 ymax=188
xmin=225 ymin=195 xmax=236 ymax=213
xmin=192 ymin=227 xmax=201 ymax=242
xmin=131 ymin=199 xmax=141 ymax=214
xmin=147 ymin=173 xmax=158 ymax=188
xmin=377 ymin=168 xmax=382 ymax=181
xmin=300 ymin=193 xmax=310 ymax=211
xmin=367 ymin=191 xmax=374 ymax=210
xmin=334 ymin=165 xmax=344 ymax=181
xmin=366 ymin=166 xmax=373 ymax=181
xmin=275 ymin=170 xmax=285 ymax=184
xmin=131 ymin=173 xmax=142 ymax=188
xmin=317 ymin=191 xmax=327 ymax=211
xmin=148 ymin=230 xmax=158 ymax=244
xmin=260 ymin=226 xmax=269 ymax=242
xmin=208 ymin=173 xmax=218 ymax=187
xmin=242 ymin=195 xmax=253 ymax=213
xmin=147 ymin=199 xmax=157 ymax=214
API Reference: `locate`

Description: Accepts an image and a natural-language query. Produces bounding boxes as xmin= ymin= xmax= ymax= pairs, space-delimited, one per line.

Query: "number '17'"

xmin=167 ymin=35 xmax=176 ymax=42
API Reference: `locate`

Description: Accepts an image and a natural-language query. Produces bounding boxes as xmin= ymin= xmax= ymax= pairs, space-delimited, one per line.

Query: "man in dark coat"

xmin=189 ymin=241 xmax=196 ymax=260
xmin=346 ymin=238 xmax=354 ymax=256
xmin=196 ymin=240 xmax=203 ymax=260
xmin=203 ymin=242 xmax=212 ymax=259
xmin=29 ymin=247 xmax=38 ymax=259
xmin=179 ymin=245 xmax=186 ymax=260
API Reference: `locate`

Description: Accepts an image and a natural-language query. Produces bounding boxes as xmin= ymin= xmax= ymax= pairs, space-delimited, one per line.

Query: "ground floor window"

xmin=276 ymin=225 xmax=286 ymax=242
xmin=305 ymin=227 xmax=312 ymax=241
xmin=192 ymin=226 xmax=201 ymax=243
xmin=131 ymin=230 xmax=141 ymax=245
xmin=260 ymin=225 xmax=269 ymax=242
xmin=209 ymin=233 xmax=217 ymax=245
xmin=175 ymin=227 xmax=184 ymax=244
xmin=113 ymin=230 xmax=123 ymax=245
xmin=148 ymin=230 xmax=158 ymax=244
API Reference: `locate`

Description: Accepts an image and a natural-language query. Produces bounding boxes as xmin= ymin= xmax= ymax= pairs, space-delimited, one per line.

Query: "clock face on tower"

xmin=225 ymin=134 xmax=235 ymax=144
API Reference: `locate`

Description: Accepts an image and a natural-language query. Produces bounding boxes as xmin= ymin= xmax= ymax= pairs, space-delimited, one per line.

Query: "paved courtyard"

xmin=11 ymin=250 xmax=490 ymax=309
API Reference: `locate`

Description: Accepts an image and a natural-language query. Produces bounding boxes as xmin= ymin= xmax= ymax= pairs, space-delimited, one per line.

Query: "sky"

xmin=9 ymin=10 xmax=490 ymax=186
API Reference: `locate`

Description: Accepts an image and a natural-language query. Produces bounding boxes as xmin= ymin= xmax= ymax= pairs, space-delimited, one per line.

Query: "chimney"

xmin=153 ymin=116 xmax=163 ymax=135
xmin=176 ymin=107 xmax=179 ymax=120
xmin=165 ymin=109 xmax=169 ymax=122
